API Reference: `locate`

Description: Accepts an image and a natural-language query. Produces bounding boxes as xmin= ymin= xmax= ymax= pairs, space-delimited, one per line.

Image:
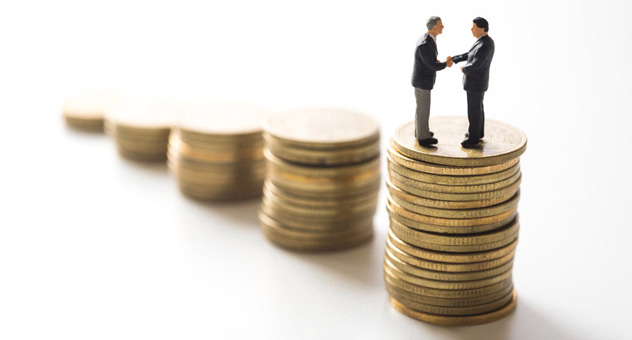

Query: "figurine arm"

xmin=419 ymin=45 xmax=446 ymax=71
xmin=451 ymin=52 xmax=469 ymax=64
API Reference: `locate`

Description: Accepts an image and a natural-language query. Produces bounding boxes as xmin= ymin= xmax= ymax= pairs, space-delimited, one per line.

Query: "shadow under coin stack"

xmin=105 ymin=98 xmax=178 ymax=162
xmin=384 ymin=116 xmax=527 ymax=326
xmin=168 ymin=103 xmax=267 ymax=200
xmin=260 ymin=108 xmax=381 ymax=251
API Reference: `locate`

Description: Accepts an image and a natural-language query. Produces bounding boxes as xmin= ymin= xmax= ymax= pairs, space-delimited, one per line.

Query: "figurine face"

xmin=471 ymin=22 xmax=485 ymax=38
xmin=431 ymin=20 xmax=444 ymax=35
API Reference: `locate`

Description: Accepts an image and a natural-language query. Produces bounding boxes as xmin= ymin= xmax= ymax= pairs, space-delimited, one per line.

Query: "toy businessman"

xmin=412 ymin=16 xmax=453 ymax=146
xmin=451 ymin=17 xmax=495 ymax=148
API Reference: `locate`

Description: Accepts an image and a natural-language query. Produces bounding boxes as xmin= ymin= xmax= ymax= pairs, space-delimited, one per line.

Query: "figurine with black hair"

xmin=412 ymin=16 xmax=453 ymax=147
xmin=451 ymin=17 xmax=495 ymax=148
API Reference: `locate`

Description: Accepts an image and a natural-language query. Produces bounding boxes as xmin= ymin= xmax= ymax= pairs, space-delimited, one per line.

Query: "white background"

xmin=1 ymin=0 xmax=631 ymax=339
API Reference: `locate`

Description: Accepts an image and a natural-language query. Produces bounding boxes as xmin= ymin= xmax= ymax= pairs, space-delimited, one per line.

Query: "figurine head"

xmin=426 ymin=16 xmax=443 ymax=36
xmin=471 ymin=17 xmax=489 ymax=38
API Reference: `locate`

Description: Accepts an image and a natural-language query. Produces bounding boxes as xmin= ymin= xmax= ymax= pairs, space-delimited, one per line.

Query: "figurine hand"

xmin=460 ymin=67 xmax=464 ymax=73
xmin=446 ymin=58 xmax=453 ymax=67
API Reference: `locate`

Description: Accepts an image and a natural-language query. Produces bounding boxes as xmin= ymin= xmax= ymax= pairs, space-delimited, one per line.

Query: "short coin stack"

xmin=105 ymin=98 xmax=178 ymax=162
xmin=260 ymin=108 xmax=381 ymax=251
xmin=62 ymin=91 xmax=125 ymax=132
xmin=384 ymin=116 xmax=527 ymax=326
xmin=168 ymin=103 xmax=268 ymax=200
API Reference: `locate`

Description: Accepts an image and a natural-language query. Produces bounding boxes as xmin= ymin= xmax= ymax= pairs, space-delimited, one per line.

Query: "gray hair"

xmin=426 ymin=16 xmax=441 ymax=30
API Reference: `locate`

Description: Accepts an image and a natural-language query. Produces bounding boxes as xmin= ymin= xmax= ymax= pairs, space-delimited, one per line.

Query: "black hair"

xmin=473 ymin=17 xmax=489 ymax=32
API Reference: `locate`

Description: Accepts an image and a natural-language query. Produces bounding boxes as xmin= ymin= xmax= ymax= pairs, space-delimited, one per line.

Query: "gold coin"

xmin=387 ymin=196 xmax=518 ymax=227
xmin=385 ymin=249 xmax=514 ymax=281
xmin=384 ymin=270 xmax=513 ymax=298
xmin=177 ymin=101 xmax=268 ymax=135
xmin=267 ymin=165 xmax=380 ymax=189
xmin=391 ymin=228 xmax=519 ymax=253
xmin=389 ymin=175 xmax=521 ymax=202
xmin=269 ymin=177 xmax=381 ymax=201
xmin=392 ymin=117 xmax=527 ymax=167
xmin=262 ymin=194 xmax=377 ymax=219
xmin=388 ymin=155 xmax=520 ymax=186
xmin=116 ymin=147 xmax=167 ymax=162
xmin=264 ymin=149 xmax=381 ymax=177
xmin=268 ymin=170 xmax=381 ymax=193
xmin=389 ymin=289 xmax=514 ymax=316
xmin=64 ymin=116 xmax=104 ymax=132
xmin=387 ymin=143 xmax=520 ymax=176
xmin=265 ymin=137 xmax=380 ymax=166
xmin=170 ymin=137 xmax=263 ymax=163
xmin=388 ymin=169 xmax=521 ymax=194
xmin=390 ymin=189 xmax=520 ymax=219
xmin=262 ymin=108 xmax=380 ymax=149
xmin=386 ymin=231 xmax=518 ymax=263
xmin=389 ymin=217 xmax=519 ymax=247
xmin=386 ymin=234 xmax=516 ymax=272
xmin=260 ymin=211 xmax=373 ymax=251
xmin=386 ymin=178 xmax=515 ymax=210
xmin=384 ymin=261 xmax=512 ymax=290
xmin=263 ymin=180 xmax=379 ymax=209
xmin=386 ymin=282 xmax=514 ymax=307
xmin=387 ymin=202 xmax=516 ymax=234
xmin=389 ymin=290 xmax=517 ymax=326
xmin=261 ymin=198 xmax=375 ymax=228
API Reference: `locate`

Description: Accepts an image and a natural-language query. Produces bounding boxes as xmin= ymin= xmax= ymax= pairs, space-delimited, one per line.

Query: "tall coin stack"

xmin=260 ymin=108 xmax=381 ymax=251
xmin=105 ymin=98 xmax=178 ymax=162
xmin=384 ymin=116 xmax=527 ymax=326
xmin=168 ymin=103 xmax=268 ymax=200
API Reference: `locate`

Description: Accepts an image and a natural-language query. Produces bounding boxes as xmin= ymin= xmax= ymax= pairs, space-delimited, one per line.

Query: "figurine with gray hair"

xmin=411 ymin=16 xmax=453 ymax=146
xmin=451 ymin=17 xmax=495 ymax=148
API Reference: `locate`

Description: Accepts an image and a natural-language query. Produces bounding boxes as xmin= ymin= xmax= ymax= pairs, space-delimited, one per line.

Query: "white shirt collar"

xmin=428 ymin=33 xmax=437 ymax=42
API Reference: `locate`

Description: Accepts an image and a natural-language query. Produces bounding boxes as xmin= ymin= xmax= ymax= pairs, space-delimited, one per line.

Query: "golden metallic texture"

xmin=392 ymin=117 xmax=527 ymax=166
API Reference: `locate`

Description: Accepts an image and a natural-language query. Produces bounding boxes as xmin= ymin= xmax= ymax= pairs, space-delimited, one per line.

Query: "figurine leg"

xmin=481 ymin=95 xmax=485 ymax=138
xmin=466 ymin=91 xmax=484 ymax=141
xmin=414 ymin=88 xmax=433 ymax=140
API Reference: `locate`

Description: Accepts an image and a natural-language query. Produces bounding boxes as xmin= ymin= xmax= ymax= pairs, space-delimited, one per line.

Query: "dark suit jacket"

xmin=411 ymin=33 xmax=447 ymax=90
xmin=452 ymin=35 xmax=495 ymax=92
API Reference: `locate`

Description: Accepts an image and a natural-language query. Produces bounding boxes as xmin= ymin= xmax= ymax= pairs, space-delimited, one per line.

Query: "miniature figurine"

xmin=451 ymin=17 xmax=495 ymax=148
xmin=412 ymin=16 xmax=453 ymax=146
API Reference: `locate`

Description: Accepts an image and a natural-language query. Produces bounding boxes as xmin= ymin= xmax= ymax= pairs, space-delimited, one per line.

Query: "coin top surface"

xmin=105 ymin=97 xmax=180 ymax=128
xmin=178 ymin=102 xmax=269 ymax=135
xmin=393 ymin=117 xmax=527 ymax=166
xmin=263 ymin=108 xmax=379 ymax=145
xmin=62 ymin=91 xmax=130 ymax=119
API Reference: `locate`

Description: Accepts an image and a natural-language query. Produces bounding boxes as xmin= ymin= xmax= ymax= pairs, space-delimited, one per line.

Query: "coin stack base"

xmin=260 ymin=108 xmax=381 ymax=252
xmin=384 ymin=117 xmax=527 ymax=326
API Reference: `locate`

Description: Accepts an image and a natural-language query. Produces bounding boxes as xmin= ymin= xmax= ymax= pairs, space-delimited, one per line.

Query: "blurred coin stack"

xmin=384 ymin=117 xmax=527 ymax=326
xmin=105 ymin=98 xmax=178 ymax=162
xmin=168 ymin=103 xmax=268 ymax=200
xmin=260 ymin=108 xmax=381 ymax=251
xmin=62 ymin=91 xmax=125 ymax=132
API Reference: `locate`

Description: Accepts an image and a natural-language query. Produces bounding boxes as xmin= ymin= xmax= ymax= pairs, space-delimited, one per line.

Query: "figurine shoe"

xmin=461 ymin=138 xmax=480 ymax=148
xmin=418 ymin=137 xmax=438 ymax=146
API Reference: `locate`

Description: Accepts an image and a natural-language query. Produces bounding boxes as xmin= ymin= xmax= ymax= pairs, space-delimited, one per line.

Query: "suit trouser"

xmin=466 ymin=91 xmax=485 ymax=140
xmin=414 ymin=88 xmax=432 ymax=140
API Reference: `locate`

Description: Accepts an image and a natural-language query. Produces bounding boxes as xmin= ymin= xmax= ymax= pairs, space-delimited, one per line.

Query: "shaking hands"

xmin=446 ymin=56 xmax=453 ymax=68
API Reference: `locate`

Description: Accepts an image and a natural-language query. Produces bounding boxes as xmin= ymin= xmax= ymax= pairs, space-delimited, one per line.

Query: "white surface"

xmin=1 ymin=1 xmax=632 ymax=339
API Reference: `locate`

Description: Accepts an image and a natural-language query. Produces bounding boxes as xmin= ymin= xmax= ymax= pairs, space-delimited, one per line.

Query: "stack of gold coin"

xmin=384 ymin=116 xmax=527 ymax=326
xmin=62 ymin=91 xmax=126 ymax=132
xmin=260 ymin=108 xmax=381 ymax=251
xmin=105 ymin=98 xmax=179 ymax=162
xmin=168 ymin=102 xmax=268 ymax=200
